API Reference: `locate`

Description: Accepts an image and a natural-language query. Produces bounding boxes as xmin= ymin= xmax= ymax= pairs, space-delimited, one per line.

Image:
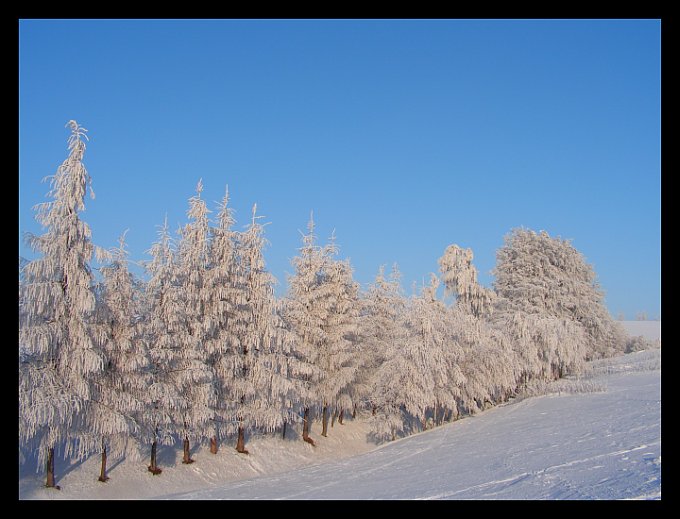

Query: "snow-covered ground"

xmin=19 ymin=349 xmax=660 ymax=500
xmin=18 ymin=411 xmax=377 ymax=500
xmin=620 ymin=320 xmax=661 ymax=341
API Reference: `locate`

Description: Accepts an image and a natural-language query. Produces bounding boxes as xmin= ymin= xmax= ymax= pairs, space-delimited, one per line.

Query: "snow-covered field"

xmin=19 ymin=348 xmax=660 ymax=500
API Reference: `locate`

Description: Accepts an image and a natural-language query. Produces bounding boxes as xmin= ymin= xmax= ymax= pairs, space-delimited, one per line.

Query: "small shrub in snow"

xmin=514 ymin=378 xmax=607 ymax=401
xmin=625 ymin=335 xmax=660 ymax=354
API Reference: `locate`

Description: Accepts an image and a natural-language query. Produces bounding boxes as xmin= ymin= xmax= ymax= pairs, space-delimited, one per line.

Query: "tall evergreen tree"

xmin=228 ymin=204 xmax=295 ymax=453
xmin=282 ymin=214 xmax=329 ymax=446
xmin=89 ymin=232 xmax=151 ymax=482
xmin=19 ymin=121 xmax=103 ymax=488
xmin=174 ymin=179 xmax=216 ymax=463
xmin=317 ymin=239 xmax=360 ymax=437
xmin=204 ymin=186 xmax=241 ymax=454
xmin=356 ymin=265 xmax=406 ymax=418
xmin=143 ymin=218 xmax=185 ymax=475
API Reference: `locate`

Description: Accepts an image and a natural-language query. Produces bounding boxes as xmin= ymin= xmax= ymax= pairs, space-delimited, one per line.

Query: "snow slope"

xmin=161 ymin=350 xmax=661 ymax=500
xmin=20 ymin=349 xmax=659 ymax=500
xmin=620 ymin=321 xmax=661 ymax=342
xmin=19 ymin=412 xmax=377 ymax=500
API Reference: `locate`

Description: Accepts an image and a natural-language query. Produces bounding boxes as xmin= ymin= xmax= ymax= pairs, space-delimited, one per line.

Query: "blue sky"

xmin=18 ymin=19 xmax=661 ymax=319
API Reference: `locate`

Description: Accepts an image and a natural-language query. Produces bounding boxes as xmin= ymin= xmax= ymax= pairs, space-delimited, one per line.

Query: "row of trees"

xmin=19 ymin=122 xmax=630 ymax=489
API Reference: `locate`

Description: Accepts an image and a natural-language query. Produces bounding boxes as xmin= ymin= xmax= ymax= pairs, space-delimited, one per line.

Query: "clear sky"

xmin=18 ymin=19 xmax=661 ymax=319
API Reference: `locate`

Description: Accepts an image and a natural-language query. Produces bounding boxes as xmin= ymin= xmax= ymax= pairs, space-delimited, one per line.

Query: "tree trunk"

xmin=236 ymin=426 xmax=249 ymax=454
xmin=148 ymin=439 xmax=162 ymax=475
xmin=98 ymin=438 xmax=109 ymax=482
xmin=321 ymin=405 xmax=329 ymax=437
xmin=282 ymin=421 xmax=287 ymax=439
xmin=210 ymin=436 xmax=218 ymax=455
xmin=45 ymin=447 xmax=59 ymax=489
xmin=302 ymin=407 xmax=315 ymax=446
xmin=182 ymin=437 xmax=195 ymax=464
xmin=331 ymin=408 xmax=338 ymax=427
xmin=433 ymin=402 xmax=438 ymax=427
xmin=352 ymin=404 xmax=357 ymax=419
xmin=338 ymin=409 xmax=344 ymax=425
xmin=372 ymin=404 xmax=376 ymax=416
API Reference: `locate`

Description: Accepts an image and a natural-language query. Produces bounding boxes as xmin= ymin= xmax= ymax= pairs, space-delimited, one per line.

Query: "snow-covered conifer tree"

xmin=203 ymin=186 xmax=241 ymax=454
xmin=19 ymin=121 xmax=103 ymax=488
xmin=143 ymin=218 xmax=185 ymax=475
xmin=316 ymin=238 xmax=360 ymax=437
xmin=281 ymin=214 xmax=329 ymax=446
xmin=226 ymin=204 xmax=296 ymax=453
xmin=89 ymin=232 xmax=151 ymax=482
xmin=356 ymin=264 xmax=406 ymax=418
xmin=173 ymin=179 xmax=216 ymax=463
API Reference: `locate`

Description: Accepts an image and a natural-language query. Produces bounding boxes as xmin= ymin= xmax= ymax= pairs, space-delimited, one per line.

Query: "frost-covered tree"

xmin=356 ymin=264 xmax=407 ymax=417
xmin=19 ymin=257 xmax=28 ymax=347
xmin=438 ymin=244 xmax=495 ymax=318
xmin=282 ymin=214 xmax=330 ymax=446
xmin=410 ymin=275 xmax=464 ymax=428
xmin=437 ymin=244 xmax=516 ymax=413
xmin=203 ymin=186 xmax=241 ymax=454
xmin=316 ymin=239 xmax=360 ymax=437
xmin=173 ymin=180 xmax=216 ymax=463
xmin=143 ymin=218 xmax=185 ymax=475
xmin=454 ymin=312 xmax=519 ymax=414
xmin=492 ymin=228 xmax=626 ymax=364
xmin=89 ymin=232 xmax=151 ymax=482
xmin=226 ymin=204 xmax=296 ymax=453
xmin=370 ymin=274 xmax=464 ymax=440
xmin=19 ymin=121 xmax=103 ymax=488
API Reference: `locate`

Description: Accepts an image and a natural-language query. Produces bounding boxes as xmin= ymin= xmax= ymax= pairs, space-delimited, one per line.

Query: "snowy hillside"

xmin=620 ymin=321 xmax=661 ymax=341
xmin=19 ymin=349 xmax=660 ymax=500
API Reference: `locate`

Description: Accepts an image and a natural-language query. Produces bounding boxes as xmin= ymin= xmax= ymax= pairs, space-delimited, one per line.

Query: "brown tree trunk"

xmin=321 ymin=405 xmax=329 ymax=437
xmin=210 ymin=436 xmax=218 ymax=454
xmin=302 ymin=407 xmax=315 ymax=446
xmin=98 ymin=438 xmax=109 ymax=482
xmin=45 ymin=447 xmax=59 ymax=489
xmin=148 ymin=439 xmax=162 ymax=475
xmin=182 ymin=437 xmax=195 ymax=464
xmin=331 ymin=408 xmax=338 ymax=427
xmin=282 ymin=421 xmax=287 ymax=439
xmin=236 ymin=426 xmax=249 ymax=454
xmin=338 ymin=409 xmax=344 ymax=425
xmin=372 ymin=404 xmax=376 ymax=416
xmin=352 ymin=404 xmax=357 ymax=419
